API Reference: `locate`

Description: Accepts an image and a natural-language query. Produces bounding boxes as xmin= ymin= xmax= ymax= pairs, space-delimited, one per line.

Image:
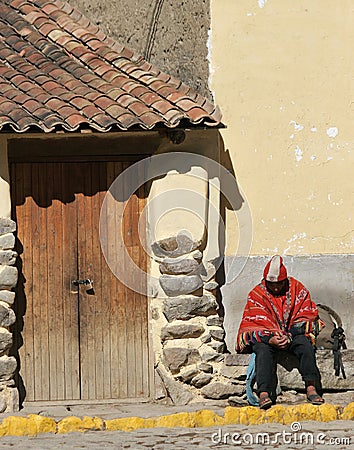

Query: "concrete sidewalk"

xmin=0 ymin=392 xmax=353 ymax=437
xmin=0 ymin=420 xmax=353 ymax=449
xmin=10 ymin=390 xmax=354 ymax=419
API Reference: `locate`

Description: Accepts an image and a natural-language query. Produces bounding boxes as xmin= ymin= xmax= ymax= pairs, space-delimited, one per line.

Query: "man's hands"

xmin=269 ymin=334 xmax=291 ymax=349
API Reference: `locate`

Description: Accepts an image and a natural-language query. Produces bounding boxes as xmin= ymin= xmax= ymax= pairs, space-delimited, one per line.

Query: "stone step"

xmin=223 ymin=350 xmax=354 ymax=390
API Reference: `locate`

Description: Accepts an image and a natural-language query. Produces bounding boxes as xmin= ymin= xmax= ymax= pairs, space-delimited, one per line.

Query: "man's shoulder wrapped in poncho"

xmin=236 ymin=277 xmax=324 ymax=353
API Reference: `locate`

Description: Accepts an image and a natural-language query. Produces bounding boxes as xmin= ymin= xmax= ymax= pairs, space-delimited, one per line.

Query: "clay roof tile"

xmin=69 ymin=96 xmax=91 ymax=109
xmin=17 ymin=116 xmax=38 ymax=130
xmin=117 ymin=94 xmax=136 ymax=108
xmin=94 ymin=96 xmax=116 ymax=110
xmin=187 ymin=107 xmax=211 ymax=123
xmin=105 ymin=104 xmax=126 ymax=117
xmin=151 ymin=100 xmax=175 ymax=115
xmin=32 ymin=106 xmax=58 ymax=120
xmin=116 ymin=113 xmax=143 ymax=129
xmin=22 ymin=98 xmax=43 ymax=112
xmin=138 ymin=111 xmax=164 ymax=128
xmin=56 ymin=105 xmax=78 ymax=119
xmin=0 ymin=0 xmax=222 ymax=133
xmin=91 ymin=113 xmax=117 ymax=130
xmin=81 ymin=104 xmax=103 ymax=119
xmin=65 ymin=113 xmax=87 ymax=129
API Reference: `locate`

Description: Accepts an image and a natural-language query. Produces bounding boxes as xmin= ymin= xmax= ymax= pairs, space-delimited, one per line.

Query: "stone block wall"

xmin=151 ymin=232 xmax=247 ymax=404
xmin=0 ymin=218 xmax=18 ymax=412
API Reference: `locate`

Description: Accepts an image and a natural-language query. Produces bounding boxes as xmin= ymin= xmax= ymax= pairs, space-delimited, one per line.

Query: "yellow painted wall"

xmin=210 ymin=0 xmax=354 ymax=255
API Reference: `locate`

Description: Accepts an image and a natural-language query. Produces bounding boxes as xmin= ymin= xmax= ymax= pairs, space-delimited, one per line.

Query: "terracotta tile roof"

xmin=0 ymin=0 xmax=222 ymax=133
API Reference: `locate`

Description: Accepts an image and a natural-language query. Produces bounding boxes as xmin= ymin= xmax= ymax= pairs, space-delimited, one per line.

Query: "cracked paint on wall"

xmin=327 ymin=127 xmax=339 ymax=138
xmin=290 ymin=120 xmax=304 ymax=132
xmin=294 ymin=146 xmax=303 ymax=162
xmin=207 ymin=28 xmax=216 ymax=101
xmin=258 ymin=0 xmax=268 ymax=8
xmin=283 ymin=233 xmax=307 ymax=254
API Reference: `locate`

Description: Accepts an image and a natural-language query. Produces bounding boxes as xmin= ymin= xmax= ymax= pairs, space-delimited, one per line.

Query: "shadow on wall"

xmin=140 ymin=134 xmax=250 ymax=342
xmin=215 ymin=137 xmax=245 ymax=320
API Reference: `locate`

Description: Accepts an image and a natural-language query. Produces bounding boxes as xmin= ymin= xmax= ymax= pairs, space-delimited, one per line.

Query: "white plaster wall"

xmin=147 ymin=129 xmax=221 ymax=260
xmin=0 ymin=137 xmax=11 ymax=219
xmin=148 ymin=168 xmax=208 ymax=245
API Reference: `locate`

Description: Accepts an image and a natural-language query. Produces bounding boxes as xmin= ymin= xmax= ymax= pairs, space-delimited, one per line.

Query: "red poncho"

xmin=236 ymin=277 xmax=324 ymax=353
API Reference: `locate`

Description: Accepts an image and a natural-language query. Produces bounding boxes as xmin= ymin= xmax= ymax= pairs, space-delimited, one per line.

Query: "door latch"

xmin=72 ymin=279 xmax=95 ymax=295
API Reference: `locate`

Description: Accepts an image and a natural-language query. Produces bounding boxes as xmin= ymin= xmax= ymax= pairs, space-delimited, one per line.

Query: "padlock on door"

xmin=85 ymin=279 xmax=95 ymax=295
xmin=72 ymin=278 xmax=95 ymax=295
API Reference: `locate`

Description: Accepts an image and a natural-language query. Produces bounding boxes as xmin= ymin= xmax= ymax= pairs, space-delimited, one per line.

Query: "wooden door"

xmin=11 ymin=161 xmax=149 ymax=402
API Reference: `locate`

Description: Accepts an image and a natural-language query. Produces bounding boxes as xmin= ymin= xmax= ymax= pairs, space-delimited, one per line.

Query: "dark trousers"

xmin=252 ymin=335 xmax=320 ymax=396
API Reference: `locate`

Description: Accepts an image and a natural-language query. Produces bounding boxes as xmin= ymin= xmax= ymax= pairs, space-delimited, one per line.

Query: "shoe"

xmin=259 ymin=395 xmax=273 ymax=410
xmin=306 ymin=394 xmax=324 ymax=405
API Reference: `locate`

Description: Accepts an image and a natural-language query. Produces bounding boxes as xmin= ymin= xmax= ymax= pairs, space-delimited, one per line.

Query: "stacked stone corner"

xmin=0 ymin=218 xmax=18 ymax=413
xmin=151 ymin=233 xmax=245 ymax=404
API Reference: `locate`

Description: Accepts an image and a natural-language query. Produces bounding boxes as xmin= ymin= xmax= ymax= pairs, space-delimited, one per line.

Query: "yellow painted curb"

xmin=263 ymin=404 xmax=285 ymax=423
xmin=0 ymin=414 xmax=56 ymax=436
xmin=105 ymin=417 xmax=148 ymax=432
xmin=239 ymin=406 xmax=264 ymax=425
xmin=342 ymin=403 xmax=354 ymax=420
xmin=283 ymin=404 xmax=319 ymax=424
xmin=57 ymin=416 xmax=103 ymax=434
xmin=154 ymin=412 xmax=194 ymax=428
xmin=191 ymin=409 xmax=224 ymax=427
xmin=0 ymin=402 xmax=352 ymax=437
xmin=224 ymin=405 xmax=240 ymax=424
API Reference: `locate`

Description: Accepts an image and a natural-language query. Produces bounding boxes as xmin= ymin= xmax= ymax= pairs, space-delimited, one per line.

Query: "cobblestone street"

xmin=0 ymin=420 xmax=352 ymax=449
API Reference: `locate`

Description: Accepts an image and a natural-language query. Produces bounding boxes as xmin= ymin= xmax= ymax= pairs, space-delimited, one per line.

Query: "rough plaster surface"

xmin=221 ymin=255 xmax=354 ymax=352
xmin=0 ymin=139 xmax=11 ymax=219
xmin=69 ymin=0 xmax=211 ymax=98
xmin=211 ymin=0 xmax=354 ymax=255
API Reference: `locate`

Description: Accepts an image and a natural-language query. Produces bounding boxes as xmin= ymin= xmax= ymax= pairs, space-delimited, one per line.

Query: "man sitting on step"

xmin=236 ymin=255 xmax=325 ymax=410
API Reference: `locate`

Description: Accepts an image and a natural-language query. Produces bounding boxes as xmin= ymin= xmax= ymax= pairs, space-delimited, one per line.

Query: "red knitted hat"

xmin=263 ymin=255 xmax=287 ymax=282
